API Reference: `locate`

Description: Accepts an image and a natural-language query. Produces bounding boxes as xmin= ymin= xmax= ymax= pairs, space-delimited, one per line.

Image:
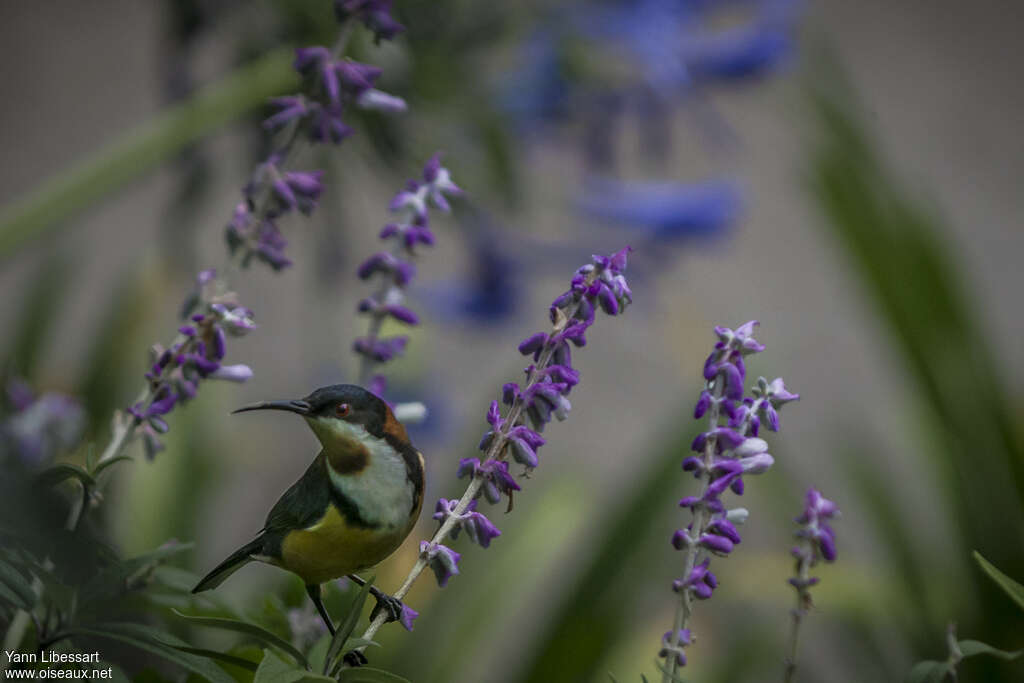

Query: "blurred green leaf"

xmin=973 ymin=551 xmax=1024 ymax=614
xmin=514 ymin=429 xmax=695 ymax=683
xmin=35 ymin=463 xmax=96 ymax=490
xmin=173 ymin=609 xmax=309 ymax=670
xmin=92 ymin=455 xmax=134 ymax=478
xmin=0 ymin=49 xmax=296 ymax=259
xmin=324 ymin=577 xmax=373 ymax=676
xmin=336 ymin=667 xmax=411 ymax=682
xmin=905 ymin=660 xmax=952 ymax=683
xmin=255 ymin=648 xmax=333 ymax=683
xmin=0 ymin=557 xmax=38 ymax=611
xmin=808 ymin=61 xmax=1024 ymax=680
xmin=3 ymin=248 xmax=72 ymax=380
xmin=958 ymin=640 xmax=1023 ymax=661
xmin=157 ymin=640 xmax=260 ymax=672
xmin=67 ymin=623 xmax=235 ymax=683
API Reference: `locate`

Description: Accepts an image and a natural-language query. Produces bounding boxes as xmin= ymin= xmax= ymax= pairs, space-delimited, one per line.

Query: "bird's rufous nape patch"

xmin=382 ymin=406 xmax=410 ymax=443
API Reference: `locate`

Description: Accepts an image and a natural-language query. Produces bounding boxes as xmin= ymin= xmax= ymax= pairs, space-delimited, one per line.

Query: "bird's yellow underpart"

xmin=280 ymin=503 xmax=409 ymax=585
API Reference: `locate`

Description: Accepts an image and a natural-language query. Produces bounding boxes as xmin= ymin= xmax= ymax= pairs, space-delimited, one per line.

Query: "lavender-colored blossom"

xmin=1 ymin=381 xmax=84 ymax=465
xmin=420 ymin=541 xmax=461 ymax=587
xmin=659 ymin=629 xmax=692 ymax=668
xmin=334 ymin=0 xmax=405 ymax=43
xmin=128 ymin=271 xmax=254 ymax=457
xmin=433 ymin=499 xmax=502 ymax=549
xmin=785 ymin=488 xmax=839 ymax=679
xmin=456 ymin=458 xmax=521 ymax=504
xmin=354 ymin=156 xmax=461 ymax=388
xmin=661 ymin=321 xmax=798 ymax=673
xmin=398 ymin=603 xmax=418 ymax=632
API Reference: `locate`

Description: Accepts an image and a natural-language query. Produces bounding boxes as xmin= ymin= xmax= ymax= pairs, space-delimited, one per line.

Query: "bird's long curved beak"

xmin=232 ymin=399 xmax=311 ymax=416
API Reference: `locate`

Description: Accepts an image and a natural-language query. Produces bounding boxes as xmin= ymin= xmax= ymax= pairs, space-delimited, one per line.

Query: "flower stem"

xmin=783 ymin=539 xmax=812 ymax=683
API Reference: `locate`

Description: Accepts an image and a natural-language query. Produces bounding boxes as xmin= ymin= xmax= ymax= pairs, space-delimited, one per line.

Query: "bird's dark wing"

xmin=262 ymin=452 xmax=331 ymax=535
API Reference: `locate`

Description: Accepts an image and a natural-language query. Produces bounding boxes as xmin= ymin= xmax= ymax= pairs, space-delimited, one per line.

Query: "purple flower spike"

xmin=664 ymin=321 xmax=799 ymax=669
xmin=334 ymin=0 xmax=405 ymax=43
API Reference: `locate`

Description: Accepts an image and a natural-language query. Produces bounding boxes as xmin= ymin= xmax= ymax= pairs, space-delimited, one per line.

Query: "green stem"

xmin=0 ymin=48 xmax=296 ymax=260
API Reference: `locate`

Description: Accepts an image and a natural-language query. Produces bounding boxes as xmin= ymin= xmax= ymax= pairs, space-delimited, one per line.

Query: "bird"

xmin=192 ymin=384 xmax=425 ymax=636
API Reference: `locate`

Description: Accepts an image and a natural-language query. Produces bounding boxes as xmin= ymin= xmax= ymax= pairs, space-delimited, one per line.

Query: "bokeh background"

xmin=1 ymin=0 xmax=1022 ymax=681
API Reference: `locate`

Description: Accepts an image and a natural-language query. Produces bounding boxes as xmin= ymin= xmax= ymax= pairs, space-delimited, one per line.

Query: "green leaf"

xmin=172 ymin=609 xmax=308 ymax=670
xmin=156 ymin=641 xmax=260 ymax=672
xmin=973 ymin=551 xmax=1024 ymax=613
xmin=92 ymin=455 xmax=134 ymax=478
xmin=958 ymin=640 xmax=1023 ymax=661
xmin=324 ymin=577 xmax=373 ymax=675
xmin=35 ymin=463 xmax=96 ymax=490
xmin=67 ymin=623 xmax=235 ymax=683
xmin=0 ymin=557 xmax=37 ymax=610
xmin=905 ymin=660 xmax=952 ymax=683
xmin=336 ymin=667 xmax=412 ymax=683
xmin=0 ymin=48 xmax=296 ymax=259
xmin=255 ymin=649 xmax=334 ymax=683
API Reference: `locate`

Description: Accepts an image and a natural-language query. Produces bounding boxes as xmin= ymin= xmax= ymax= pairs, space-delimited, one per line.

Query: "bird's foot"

xmin=369 ymin=588 xmax=405 ymax=625
xmin=342 ymin=650 xmax=368 ymax=668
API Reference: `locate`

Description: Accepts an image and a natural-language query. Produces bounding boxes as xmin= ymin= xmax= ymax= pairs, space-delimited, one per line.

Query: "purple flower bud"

xmin=356 ymin=88 xmax=407 ymax=113
xmin=421 ymin=541 xmax=461 ymax=587
xmin=501 ymin=383 xmax=520 ymax=405
xmin=399 ymin=603 xmax=418 ymax=632
xmin=694 ymin=390 xmax=711 ymax=419
xmin=706 ymin=518 xmax=742 ymax=544
xmin=699 ymin=533 xmax=734 ymax=555
xmin=264 ymin=96 xmax=309 ymax=131
xmin=464 ymin=509 xmax=502 ymax=548
xmin=210 ymin=364 xmax=253 ymax=383
xmin=518 ymin=332 xmax=549 ymax=357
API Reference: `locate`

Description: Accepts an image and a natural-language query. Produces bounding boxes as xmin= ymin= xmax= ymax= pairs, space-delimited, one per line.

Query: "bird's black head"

xmin=233 ymin=384 xmax=399 ymax=443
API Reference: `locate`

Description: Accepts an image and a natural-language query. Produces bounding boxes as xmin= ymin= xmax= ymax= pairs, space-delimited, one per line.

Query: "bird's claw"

xmin=370 ymin=591 xmax=404 ymax=624
xmin=342 ymin=650 xmax=368 ymax=668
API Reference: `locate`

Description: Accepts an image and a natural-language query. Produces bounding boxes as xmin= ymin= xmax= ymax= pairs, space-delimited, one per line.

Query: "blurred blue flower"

xmin=578 ymin=177 xmax=742 ymax=241
xmin=2 ymin=379 xmax=84 ymax=465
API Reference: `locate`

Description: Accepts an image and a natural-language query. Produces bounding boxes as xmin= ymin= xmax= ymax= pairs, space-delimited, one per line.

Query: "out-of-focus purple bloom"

xmin=420 ymin=541 xmax=461 ymax=588
xmin=579 ymin=178 xmax=742 ymax=242
xmin=659 ymin=629 xmax=692 ymax=668
xmin=357 ymin=88 xmax=408 ymax=113
xmin=334 ymin=0 xmax=405 ymax=43
xmin=794 ymin=488 xmax=839 ymax=564
xmin=264 ymin=96 xmax=309 ymax=131
xmin=354 ymin=156 xmax=461 ymax=389
xmin=1 ymin=381 xmax=84 ymax=465
xmin=399 ymin=603 xmax=418 ymax=632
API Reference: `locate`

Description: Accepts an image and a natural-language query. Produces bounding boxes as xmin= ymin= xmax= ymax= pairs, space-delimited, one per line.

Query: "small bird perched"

xmin=193 ymin=384 xmax=424 ymax=635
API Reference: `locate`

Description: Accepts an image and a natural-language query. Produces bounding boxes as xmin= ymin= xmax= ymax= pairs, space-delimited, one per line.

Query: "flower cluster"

xmin=417 ymin=248 xmax=633 ymax=594
xmin=661 ymin=321 xmax=798 ymax=674
xmin=127 ymin=270 xmax=255 ymax=459
xmin=225 ymin=3 xmax=406 ymax=270
xmin=353 ymin=155 xmax=461 ymax=389
xmin=1 ymin=378 xmax=84 ymax=466
xmin=790 ymin=488 xmax=839 ymax=587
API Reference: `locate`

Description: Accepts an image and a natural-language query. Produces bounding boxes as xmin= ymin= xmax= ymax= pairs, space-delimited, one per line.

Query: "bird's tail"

xmin=192 ymin=537 xmax=263 ymax=593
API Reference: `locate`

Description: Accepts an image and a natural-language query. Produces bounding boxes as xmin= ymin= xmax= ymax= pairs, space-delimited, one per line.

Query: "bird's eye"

xmin=336 ymin=403 xmax=351 ymax=418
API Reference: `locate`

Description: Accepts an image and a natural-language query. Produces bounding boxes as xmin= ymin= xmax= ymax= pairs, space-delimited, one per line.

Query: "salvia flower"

xmin=785 ymin=488 xmax=839 ymax=680
xmin=127 ymin=271 xmax=254 ymax=458
xmin=227 ymin=9 xmax=405 ymax=271
xmin=660 ymin=321 xmax=798 ymax=676
xmin=420 ymin=541 xmax=461 ymax=588
xmin=353 ymin=155 xmax=461 ymax=387
xmin=1 ymin=380 xmax=84 ymax=465
xmin=352 ymin=248 xmax=632 ymax=651
xmin=423 ymin=248 xmax=633 ymax=587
